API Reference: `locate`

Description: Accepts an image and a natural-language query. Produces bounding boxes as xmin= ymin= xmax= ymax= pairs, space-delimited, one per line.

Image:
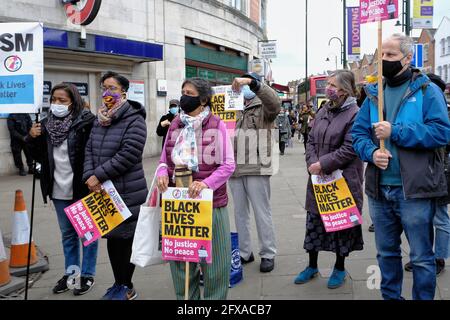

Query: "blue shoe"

xmin=327 ymin=269 xmax=346 ymax=289
xmin=101 ymin=283 xmax=120 ymax=300
xmin=111 ymin=285 xmax=138 ymax=300
xmin=294 ymin=267 xmax=319 ymax=284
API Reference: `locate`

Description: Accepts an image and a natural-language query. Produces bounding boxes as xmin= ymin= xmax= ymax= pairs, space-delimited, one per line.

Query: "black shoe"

xmin=19 ymin=168 xmax=27 ymax=176
xmin=73 ymin=277 xmax=95 ymax=296
xmin=280 ymin=152 xmax=284 ymax=155
xmin=240 ymin=252 xmax=255 ymax=265
xmin=436 ymin=259 xmax=445 ymax=276
xmin=260 ymin=258 xmax=275 ymax=273
xmin=53 ymin=275 xmax=70 ymax=294
xmin=368 ymin=224 xmax=375 ymax=232
xmin=28 ymin=167 xmax=35 ymax=175
xmin=404 ymin=261 xmax=413 ymax=272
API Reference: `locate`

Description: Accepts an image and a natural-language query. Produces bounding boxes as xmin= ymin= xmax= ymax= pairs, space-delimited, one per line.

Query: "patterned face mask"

xmin=102 ymin=90 xmax=124 ymax=109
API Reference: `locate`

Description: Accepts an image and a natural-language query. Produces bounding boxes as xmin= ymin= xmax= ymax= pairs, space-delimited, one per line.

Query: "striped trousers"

xmin=169 ymin=206 xmax=231 ymax=300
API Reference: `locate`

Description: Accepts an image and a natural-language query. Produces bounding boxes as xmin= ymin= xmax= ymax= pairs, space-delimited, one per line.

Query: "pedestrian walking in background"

xmin=156 ymin=78 xmax=235 ymax=300
xmin=299 ymin=104 xmax=315 ymax=153
xmin=26 ymin=83 xmax=98 ymax=296
xmin=83 ymin=71 xmax=148 ymax=300
xmin=352 ymin=34 xmax=450 ymax=300
xmin=7 ymin=113 xmax=33 ymax=176
xmin=229 ymin=73 xmax=281 ymax=273
xmin=276 ymin=106 xmax=291 ymax=155
xmin=156 ymin=99 xmax=180 ymax=149
xmin=295 ymin=70 xmax=364 ymax=289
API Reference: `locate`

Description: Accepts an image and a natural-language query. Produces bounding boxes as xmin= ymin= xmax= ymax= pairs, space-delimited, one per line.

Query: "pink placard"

xmin=360 ymin=0 xmax=399 ymax=24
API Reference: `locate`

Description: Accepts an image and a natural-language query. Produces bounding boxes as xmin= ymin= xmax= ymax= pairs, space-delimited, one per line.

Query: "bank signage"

xmin=0 ymin=23 xmax=43 ymax=114
xmin=63 ymin=0 xmax=102 ymax=26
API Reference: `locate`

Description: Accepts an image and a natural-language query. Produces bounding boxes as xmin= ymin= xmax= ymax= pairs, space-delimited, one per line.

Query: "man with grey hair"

xmin=352 ymin=34 xmax=450 ymax=300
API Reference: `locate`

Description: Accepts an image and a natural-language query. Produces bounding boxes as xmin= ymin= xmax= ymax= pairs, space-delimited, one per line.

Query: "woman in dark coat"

xmin=27 ymin=83 xmax=98 ymax=296
xmin=83 ymin=71 xmax=147 ymax=300
xmin=294 ymin=70 xmax=364 ymax=289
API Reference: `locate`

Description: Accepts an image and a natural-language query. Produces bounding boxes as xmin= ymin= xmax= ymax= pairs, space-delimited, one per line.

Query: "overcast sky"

xmin=267 ymin=0 xmax=450 ymax=84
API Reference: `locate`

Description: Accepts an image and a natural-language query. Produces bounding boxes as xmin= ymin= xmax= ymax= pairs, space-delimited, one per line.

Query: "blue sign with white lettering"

xmin=0 ymin=75 xmax=35 ymax=104
xmin=411 ymin=44 xmax=423 ymax=68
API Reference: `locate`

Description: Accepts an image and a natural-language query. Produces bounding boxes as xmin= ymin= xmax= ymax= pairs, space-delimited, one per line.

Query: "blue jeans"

xmin=368 ymin=186 xmax=436 ymax=300
xmin=53 ymin=199 xmax=99 ymax=277
xmin=434 ymin=204 xmax=450 ymax=259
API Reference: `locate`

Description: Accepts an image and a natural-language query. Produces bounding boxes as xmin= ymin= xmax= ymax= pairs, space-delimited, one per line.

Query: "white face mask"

xmin=50 ymin=103 xmax=71 ymax=118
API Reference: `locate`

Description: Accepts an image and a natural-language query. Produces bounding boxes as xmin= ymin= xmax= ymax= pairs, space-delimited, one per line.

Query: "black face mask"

xmin=382 ymin=58 xmax=405 ymax=79
xmin=180 ymin=95 xmax=201 ymax=113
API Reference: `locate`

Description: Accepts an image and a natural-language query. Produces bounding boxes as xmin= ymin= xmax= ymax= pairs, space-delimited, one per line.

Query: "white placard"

xmin=212 ymin=85 xmax=244 ymax=111
xmin=0 ymin=22 xmax=43 ymax=114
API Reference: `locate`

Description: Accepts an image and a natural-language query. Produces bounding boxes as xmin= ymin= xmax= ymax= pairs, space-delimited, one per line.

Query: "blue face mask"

xmin=242 ymin=85 xmax=256 ymax=100
xmin=169 ymin=106 xmax=179 ymax=115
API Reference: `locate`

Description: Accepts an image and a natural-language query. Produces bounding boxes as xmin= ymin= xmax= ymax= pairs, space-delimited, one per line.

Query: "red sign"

xmin=360 ymin=0 xmax=399 ymax=24
xmin=64 ymin=0 xmax=102 ymax=26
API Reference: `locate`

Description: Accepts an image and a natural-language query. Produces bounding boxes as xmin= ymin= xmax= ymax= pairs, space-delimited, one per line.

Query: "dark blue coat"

xmin=83 ymin=100 xmax=148 ymax=239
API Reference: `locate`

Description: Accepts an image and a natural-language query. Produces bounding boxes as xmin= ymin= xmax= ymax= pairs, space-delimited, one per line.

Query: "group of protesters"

xmin=14 ymin=32 xmax=450 ymax=301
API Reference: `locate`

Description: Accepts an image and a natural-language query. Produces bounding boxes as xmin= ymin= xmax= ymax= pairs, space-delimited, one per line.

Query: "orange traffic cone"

xmin=9 ymin=190 xmax=37 ymax=268
xmin=0 ymin=228 xmax=11 ymax=287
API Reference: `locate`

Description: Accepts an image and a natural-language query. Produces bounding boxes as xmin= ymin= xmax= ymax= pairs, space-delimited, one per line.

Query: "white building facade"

xmin=435 ymin=16 xmax=450 ymax=100
xmin=0 ymin=0 xmax=268 ymax=174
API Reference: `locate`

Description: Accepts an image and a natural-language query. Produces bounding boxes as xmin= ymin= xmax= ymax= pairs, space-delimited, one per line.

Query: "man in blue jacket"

xmin=352 ymin=34 xmax=450 ymax=300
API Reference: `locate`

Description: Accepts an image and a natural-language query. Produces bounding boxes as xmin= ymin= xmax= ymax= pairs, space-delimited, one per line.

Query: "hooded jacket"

xmin=352 ymin=70 xmax=450 ymax=200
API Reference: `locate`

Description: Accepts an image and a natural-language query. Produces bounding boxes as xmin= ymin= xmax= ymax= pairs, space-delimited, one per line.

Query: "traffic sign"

xmin=411 ymin=44 xmax=423 ymax=68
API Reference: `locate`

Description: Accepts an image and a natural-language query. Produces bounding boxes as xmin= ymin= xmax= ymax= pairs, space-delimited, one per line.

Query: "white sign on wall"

xmin=0 ymin=22 xmax=43 ymax=114
xmin=259 ymin=41 xmax=277 ymax=59
xmin=128 ymin=80 xmax=146 ymax=106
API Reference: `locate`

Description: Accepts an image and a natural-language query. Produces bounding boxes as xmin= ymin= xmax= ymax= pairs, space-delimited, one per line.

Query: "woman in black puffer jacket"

xmin=83 ymin=71 xmax=147 ymax=300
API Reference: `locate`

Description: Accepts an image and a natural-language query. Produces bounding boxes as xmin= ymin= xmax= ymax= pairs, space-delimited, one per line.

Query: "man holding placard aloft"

xmin=352 ymin=34 xmax=450 ymax=300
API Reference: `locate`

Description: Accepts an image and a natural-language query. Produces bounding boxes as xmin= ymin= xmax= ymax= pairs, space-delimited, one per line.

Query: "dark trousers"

xmin=11 ymin=141 xmax=32 ymax=169
xmin=107 ymin=238 xmax=135 ymax=289
xmin=279 ymin=132 xmax=286 ymax=154
xmin=302 ymin=132 xmax=309 ymax=151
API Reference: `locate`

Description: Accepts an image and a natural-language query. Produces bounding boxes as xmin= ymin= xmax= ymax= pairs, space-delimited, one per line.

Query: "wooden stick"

xmin=175 ymin=165 xmax=193 ymax=300
xmin=377 ymin=19 xmax=385 ymax=152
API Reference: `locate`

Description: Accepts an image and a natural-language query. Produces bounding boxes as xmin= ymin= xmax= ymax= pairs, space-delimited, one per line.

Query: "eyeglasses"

xmin=100 ymin=85 xmax=121 ymax=92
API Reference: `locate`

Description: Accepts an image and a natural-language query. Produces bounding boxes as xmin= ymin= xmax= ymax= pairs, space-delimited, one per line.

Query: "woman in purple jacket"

xmin=157 ymin=78 xmax=235 ymax=300
xmin=294 ymin=70 xmax=364 ymax=289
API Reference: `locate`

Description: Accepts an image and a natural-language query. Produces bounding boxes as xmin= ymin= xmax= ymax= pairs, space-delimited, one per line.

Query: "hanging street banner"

xmin=210 ymin=85 xmax=240 ymax=131
xmin=311 ymin=170 xmax=363 ymax=233
xmin=259 ymin=41 xmax=277 ymax=60
xmin=161 ymin=188 xmax=213 ymax=264
xmin=0 ymin=22 xmax=43 ymax=114
xmin=64 ymin=180 xmax=132 ymax=246
xmin=360 ymin=0 xmax=399 ymax=24
xmin=413 ymin=0 xmax=434 ymax=29
xmin=347 ymin=7 xmax=361 ymax=62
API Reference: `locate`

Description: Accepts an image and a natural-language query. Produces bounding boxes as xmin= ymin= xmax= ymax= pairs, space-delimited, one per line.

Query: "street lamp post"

xmin=395 ymin=0 xmax=412 ymax=36
xmin=328 ymin=37 xmax=345 ymax=69
xmin=342 ymin=0 xmax=347 ymax=69
xmin=305 ymin=0 xmax=308 ymax=102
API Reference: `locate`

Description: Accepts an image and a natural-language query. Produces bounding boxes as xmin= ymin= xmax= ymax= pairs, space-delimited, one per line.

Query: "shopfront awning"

xmin=271 ymin=83 xmax=290 ymax=93
xmin=44 ymin=27 xmax=163 ymax=62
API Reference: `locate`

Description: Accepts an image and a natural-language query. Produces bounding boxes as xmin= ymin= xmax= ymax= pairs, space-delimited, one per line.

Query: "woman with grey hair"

xmin=156 ymin=77 xmax=235 ymax=299
xmin=294 ymin=70 xmax=364 ymax=289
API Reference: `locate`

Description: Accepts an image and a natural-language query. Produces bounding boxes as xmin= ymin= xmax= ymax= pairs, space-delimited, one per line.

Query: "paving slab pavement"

xmin=0 ymin=138 xmax=448 ymax=300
